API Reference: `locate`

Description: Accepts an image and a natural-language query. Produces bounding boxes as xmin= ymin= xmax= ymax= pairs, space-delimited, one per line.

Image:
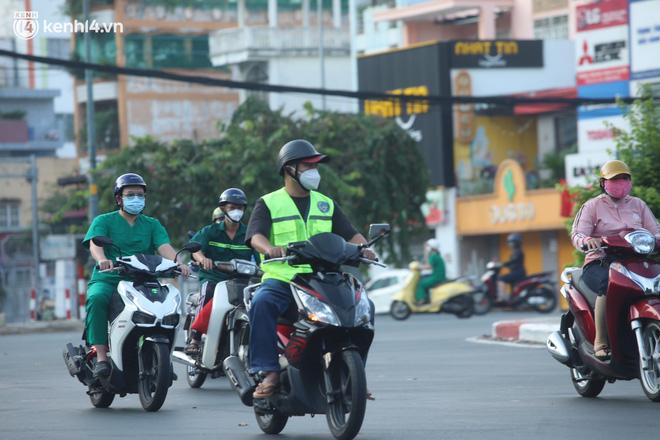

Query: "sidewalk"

xmin=0 ymin=319 xmax=83 ymax=336
xmin=491 ymin=316 xmax=560 ymax=344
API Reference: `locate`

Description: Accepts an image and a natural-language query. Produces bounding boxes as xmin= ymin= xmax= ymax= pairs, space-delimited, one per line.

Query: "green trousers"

xmin=85 ymin=280 xmax=119 ymax=346
xmin=415 ymin=276 xmax=441 ymax=303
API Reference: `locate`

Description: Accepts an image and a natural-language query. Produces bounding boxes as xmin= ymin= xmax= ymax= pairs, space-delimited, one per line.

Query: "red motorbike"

xmin=547 ymin=229 xmax=660 ymax=400
xmin=472 ymin=261 xmax=557 ymax=315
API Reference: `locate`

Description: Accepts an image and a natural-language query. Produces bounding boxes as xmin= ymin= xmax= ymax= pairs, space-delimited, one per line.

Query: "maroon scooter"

xmin=547 ymin=229 xmax=660 ymax=401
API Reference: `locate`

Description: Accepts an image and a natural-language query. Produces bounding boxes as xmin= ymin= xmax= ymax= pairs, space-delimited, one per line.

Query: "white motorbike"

xmin=173 ymin=259 xmax=261 ymax=388
xmin=63 ymin=236 xmax=200 ymax=411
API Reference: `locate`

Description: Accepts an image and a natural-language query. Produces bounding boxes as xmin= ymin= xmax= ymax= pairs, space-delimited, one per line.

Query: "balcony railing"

xmin=210 ymin=26 xmax=351 ymax=66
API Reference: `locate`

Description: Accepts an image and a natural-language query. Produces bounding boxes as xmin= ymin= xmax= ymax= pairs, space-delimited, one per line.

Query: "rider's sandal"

xmin=184 ymin=340 xmax=201 ymax=356
xmin=253 ymin=381 xmax=279 ymax=399
xmin=594 ymin=348 xmax=611 ymax=361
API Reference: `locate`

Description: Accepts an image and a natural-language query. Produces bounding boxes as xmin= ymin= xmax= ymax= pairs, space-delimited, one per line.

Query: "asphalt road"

xmin=1 ymin=311 xmax=658 ymax=440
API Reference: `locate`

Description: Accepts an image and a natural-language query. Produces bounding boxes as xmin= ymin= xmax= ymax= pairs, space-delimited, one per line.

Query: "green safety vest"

xmin=261 ymin=187 xmax=334 ymax=282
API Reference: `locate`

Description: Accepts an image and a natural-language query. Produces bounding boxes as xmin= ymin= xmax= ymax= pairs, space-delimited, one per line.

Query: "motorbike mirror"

xmin=91 ymin=236 xmax=114 ymax=247
xmin=368 ymin=224 xmax=390 ymax=240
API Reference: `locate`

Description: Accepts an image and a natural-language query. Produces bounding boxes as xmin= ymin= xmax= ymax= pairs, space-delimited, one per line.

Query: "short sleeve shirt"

xmin=83 ymin=211 xmax=170 ymax=283
xmin=191 ymin=222 xmax=260 ymax=283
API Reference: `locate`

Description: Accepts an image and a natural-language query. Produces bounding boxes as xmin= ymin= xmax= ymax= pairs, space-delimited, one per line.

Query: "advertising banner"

xmin=450 ymin=40 xmax=543 ymax=69
xmin=576 ymin=0 xmax=628 ymax=32
xmin=630 ymin=0 xmax=660 ymax=79
xmin=576 ymin=25 xmax=629 ymax=86
xmin=358 ymin=43 xmax=454 ymax=186
xmin=577 ymin=113 xmax=627 ymax=154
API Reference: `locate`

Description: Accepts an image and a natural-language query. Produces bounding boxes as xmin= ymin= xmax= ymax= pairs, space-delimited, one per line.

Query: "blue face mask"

xmin=122 ymin=195 xmax=145 ymax=215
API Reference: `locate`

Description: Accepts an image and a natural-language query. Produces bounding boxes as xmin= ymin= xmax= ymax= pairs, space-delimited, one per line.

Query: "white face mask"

xmin=226 ymin=209 xmax=244 ymax=223
xmin=298 ymin=169 xmax=321 ymax=191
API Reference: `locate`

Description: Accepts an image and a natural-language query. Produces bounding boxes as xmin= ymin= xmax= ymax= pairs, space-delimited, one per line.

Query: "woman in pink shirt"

xmin=571 ymin=160 xmax=659 ymax=360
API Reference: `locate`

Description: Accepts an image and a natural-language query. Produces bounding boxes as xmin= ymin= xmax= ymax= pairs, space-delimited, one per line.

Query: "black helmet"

xmin=507 ymin=233 xmax=522 ymax=244
xmin=277 ymin=139 xmax=329 ymax=175
xmin=113 ymin=173 xmax=146 ymax=196
xmin=218 ymin=188 xmax=247 ymax=206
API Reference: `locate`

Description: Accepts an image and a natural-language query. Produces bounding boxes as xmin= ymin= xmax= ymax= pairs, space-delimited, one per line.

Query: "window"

xmin=0 ymin=200 xmax=20 ymax=230
xmin=533 ymin=15 xmax=568 ymax=39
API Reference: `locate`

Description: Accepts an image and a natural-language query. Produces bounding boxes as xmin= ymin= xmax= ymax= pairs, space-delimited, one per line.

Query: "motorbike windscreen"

xmin=301 ymin=233 xmax=361 ymax=267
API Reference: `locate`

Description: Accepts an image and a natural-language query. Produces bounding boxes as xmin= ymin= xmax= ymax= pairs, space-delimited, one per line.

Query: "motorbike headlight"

xmin=235 ymin=261 xmax=258 ymax=276
xmin=132 ymin=310 xmax=156 ymax=325
xmin=625 ymin=230 xmax=656 ymax=255
xmin=162 ymin=313 xmax=180 ymax=327
xmin=355 ymin=291 xmax=372 ymax=326
xmin=296 ymin=288 xmax=340 ymax=326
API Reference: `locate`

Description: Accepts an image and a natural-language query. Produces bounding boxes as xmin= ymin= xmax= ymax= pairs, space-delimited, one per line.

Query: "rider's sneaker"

xmin=93 ymin=360 xmax=111 ymax=378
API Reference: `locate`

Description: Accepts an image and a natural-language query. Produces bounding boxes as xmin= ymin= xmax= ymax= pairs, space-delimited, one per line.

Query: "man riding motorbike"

xmin=83 ymin=173 xmax=190 ymax=378
xmin=497 ymin=233 xmax=526 ymax=302
xmin=184 ymin=188 xmax=260 ymax=355
xmin=245 ymin=139 xmax=377 ymax=399
xmin=415 ymin=238 xmax=447 ymax=305
xmin=571 ymin=159 xmax=659 ymax=361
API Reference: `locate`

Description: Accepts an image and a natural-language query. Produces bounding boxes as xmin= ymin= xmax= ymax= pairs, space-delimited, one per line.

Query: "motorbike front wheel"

xmin=570 ymin=366 xmax=605 ymax=398
xmin=639 ymin=321 xmax=660 ymax=402
xmin=138 ymin=343 xmax=171 ymax=412
xmin=185 ymin=329 xmax=207 ymax=388
xmin=390 ymin=301 xmax=411 ymax=320
xmin=325 ymin=349 xmax=368 ymax=440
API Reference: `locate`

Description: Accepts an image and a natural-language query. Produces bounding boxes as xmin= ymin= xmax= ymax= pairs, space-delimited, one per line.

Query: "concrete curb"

xmin=492 ymin=318 xmax=559 ymax=344
xmin=0 ymin=320 xmax=83 ymax=336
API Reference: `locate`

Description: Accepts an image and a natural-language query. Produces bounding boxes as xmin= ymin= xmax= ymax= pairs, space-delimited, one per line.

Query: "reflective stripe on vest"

xmin=208 ymin=241 xmax=252 ymax=251
xmin=261 ymin=188 xmax=334 ymax=282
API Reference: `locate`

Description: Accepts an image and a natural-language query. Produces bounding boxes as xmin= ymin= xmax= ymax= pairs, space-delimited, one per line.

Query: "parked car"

xmin=365 ymin=269 xmax=410 ymax=314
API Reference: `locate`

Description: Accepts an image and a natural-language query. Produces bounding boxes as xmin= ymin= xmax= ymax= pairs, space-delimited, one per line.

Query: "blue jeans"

xmin=248 ymin=279 xmax=293 ymax=374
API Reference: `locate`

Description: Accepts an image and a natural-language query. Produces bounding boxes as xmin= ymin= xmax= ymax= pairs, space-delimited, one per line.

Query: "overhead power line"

xmin=0 ymin=48 xmax=651 ymax=107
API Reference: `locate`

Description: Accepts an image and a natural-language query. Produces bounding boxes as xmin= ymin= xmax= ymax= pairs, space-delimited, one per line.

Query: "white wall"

xmin=434 ymin=187 xmax=460 ymax=278
xmin=268 ymin=56 xmax=354 ymax=115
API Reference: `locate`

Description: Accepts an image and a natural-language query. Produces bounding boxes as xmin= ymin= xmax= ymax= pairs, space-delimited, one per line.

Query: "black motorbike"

xmin=223 ymin=224 xmax=389 ymax=440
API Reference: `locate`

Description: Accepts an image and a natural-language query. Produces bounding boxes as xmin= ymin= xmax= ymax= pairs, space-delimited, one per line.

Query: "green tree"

xmin=566 ymin=87 xmax=660 ymax=264
xmin=43 ymin=98 xmax=429 ymax=265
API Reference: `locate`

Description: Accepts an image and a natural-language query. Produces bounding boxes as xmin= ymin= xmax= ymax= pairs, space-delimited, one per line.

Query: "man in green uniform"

xmin=245 ymin=139 xmax=377 ymax=399
xmin=83 ymin=173 xmax=190 ymax=378
xmin=415 ymin=238 xmax=447 ymax=304
xmin=184 ymin=188 xmax=260 ymax=354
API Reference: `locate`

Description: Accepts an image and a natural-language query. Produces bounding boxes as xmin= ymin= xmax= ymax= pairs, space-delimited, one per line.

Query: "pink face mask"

xmin=604 ymin=178 xmax=632 ymax=199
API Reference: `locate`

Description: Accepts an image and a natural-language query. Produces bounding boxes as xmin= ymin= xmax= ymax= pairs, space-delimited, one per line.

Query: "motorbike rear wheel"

xmin=471 ymin=290 xmax=493 ymax=316
xmin=570 ymin=366 xmax=605 ymax=398
xmin=138 ymin=343 xmax=170 ymax=412
xmin=639 ymin=321 xmax=660 ymax=402
xmin=530 ymin=285 xmax=557 ymax=314
xmin=255 ymin=411 xmax=289 ymax=434
xmin=390 ymin=301 xmax=411 ymax=320
xmin=326 ymin=349 xmax=368 ymax=440
xmin=88 ymin=387 xmax=115 ymax=408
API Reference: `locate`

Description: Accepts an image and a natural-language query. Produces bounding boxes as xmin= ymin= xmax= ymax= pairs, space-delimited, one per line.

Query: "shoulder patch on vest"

xmin=317 ymin=201 xmax=330 ymax=213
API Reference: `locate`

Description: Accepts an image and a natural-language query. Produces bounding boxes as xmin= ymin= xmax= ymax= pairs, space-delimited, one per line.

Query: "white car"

xmin=365 ymin=269 xmax=410 ymax=315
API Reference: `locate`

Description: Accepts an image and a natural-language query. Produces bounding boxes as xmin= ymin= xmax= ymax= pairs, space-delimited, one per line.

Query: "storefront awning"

xmin=513 ymin=87 xmax=577 ymax=115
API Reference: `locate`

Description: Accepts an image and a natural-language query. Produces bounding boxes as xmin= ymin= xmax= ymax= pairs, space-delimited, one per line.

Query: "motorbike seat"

xmin=570 ymin=269 xmax=598 ymax=309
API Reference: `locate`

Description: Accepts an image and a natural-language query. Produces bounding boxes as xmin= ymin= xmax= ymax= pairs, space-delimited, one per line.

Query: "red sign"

xmin=577 ymin=65 xmax=629 ymax=85
xmin=577 ymin=0 xmax=628 ymax=32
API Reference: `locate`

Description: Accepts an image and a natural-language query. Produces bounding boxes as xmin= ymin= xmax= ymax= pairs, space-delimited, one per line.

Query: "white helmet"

xmin=426 ymin=238 xmax=440 ymax=251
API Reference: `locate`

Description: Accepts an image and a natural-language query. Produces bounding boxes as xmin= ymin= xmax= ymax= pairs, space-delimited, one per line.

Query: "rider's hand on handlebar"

xmin=98 ymin=259 xmax=113 ymax=271
xmin=178 ymin=263 xmax=191 ymax=277
xmin=361 ymin=247 xmax=377 ymax=261
xmin=266 ymin=246 xmax=286 ymax=259
xmin=199 ymin=257 xmax=214 ymax=271
xmin=585 ymin=237 xmax=603 ymax=251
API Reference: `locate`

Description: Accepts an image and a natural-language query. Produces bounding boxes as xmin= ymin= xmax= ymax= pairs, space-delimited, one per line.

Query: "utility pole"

xmin=28 ymin=155 xmax=39 ymax=299
xmin=317 ymin=0 xmax=326 ymax=110
xmin=84 ymin=0 xmax=98 ymax=221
